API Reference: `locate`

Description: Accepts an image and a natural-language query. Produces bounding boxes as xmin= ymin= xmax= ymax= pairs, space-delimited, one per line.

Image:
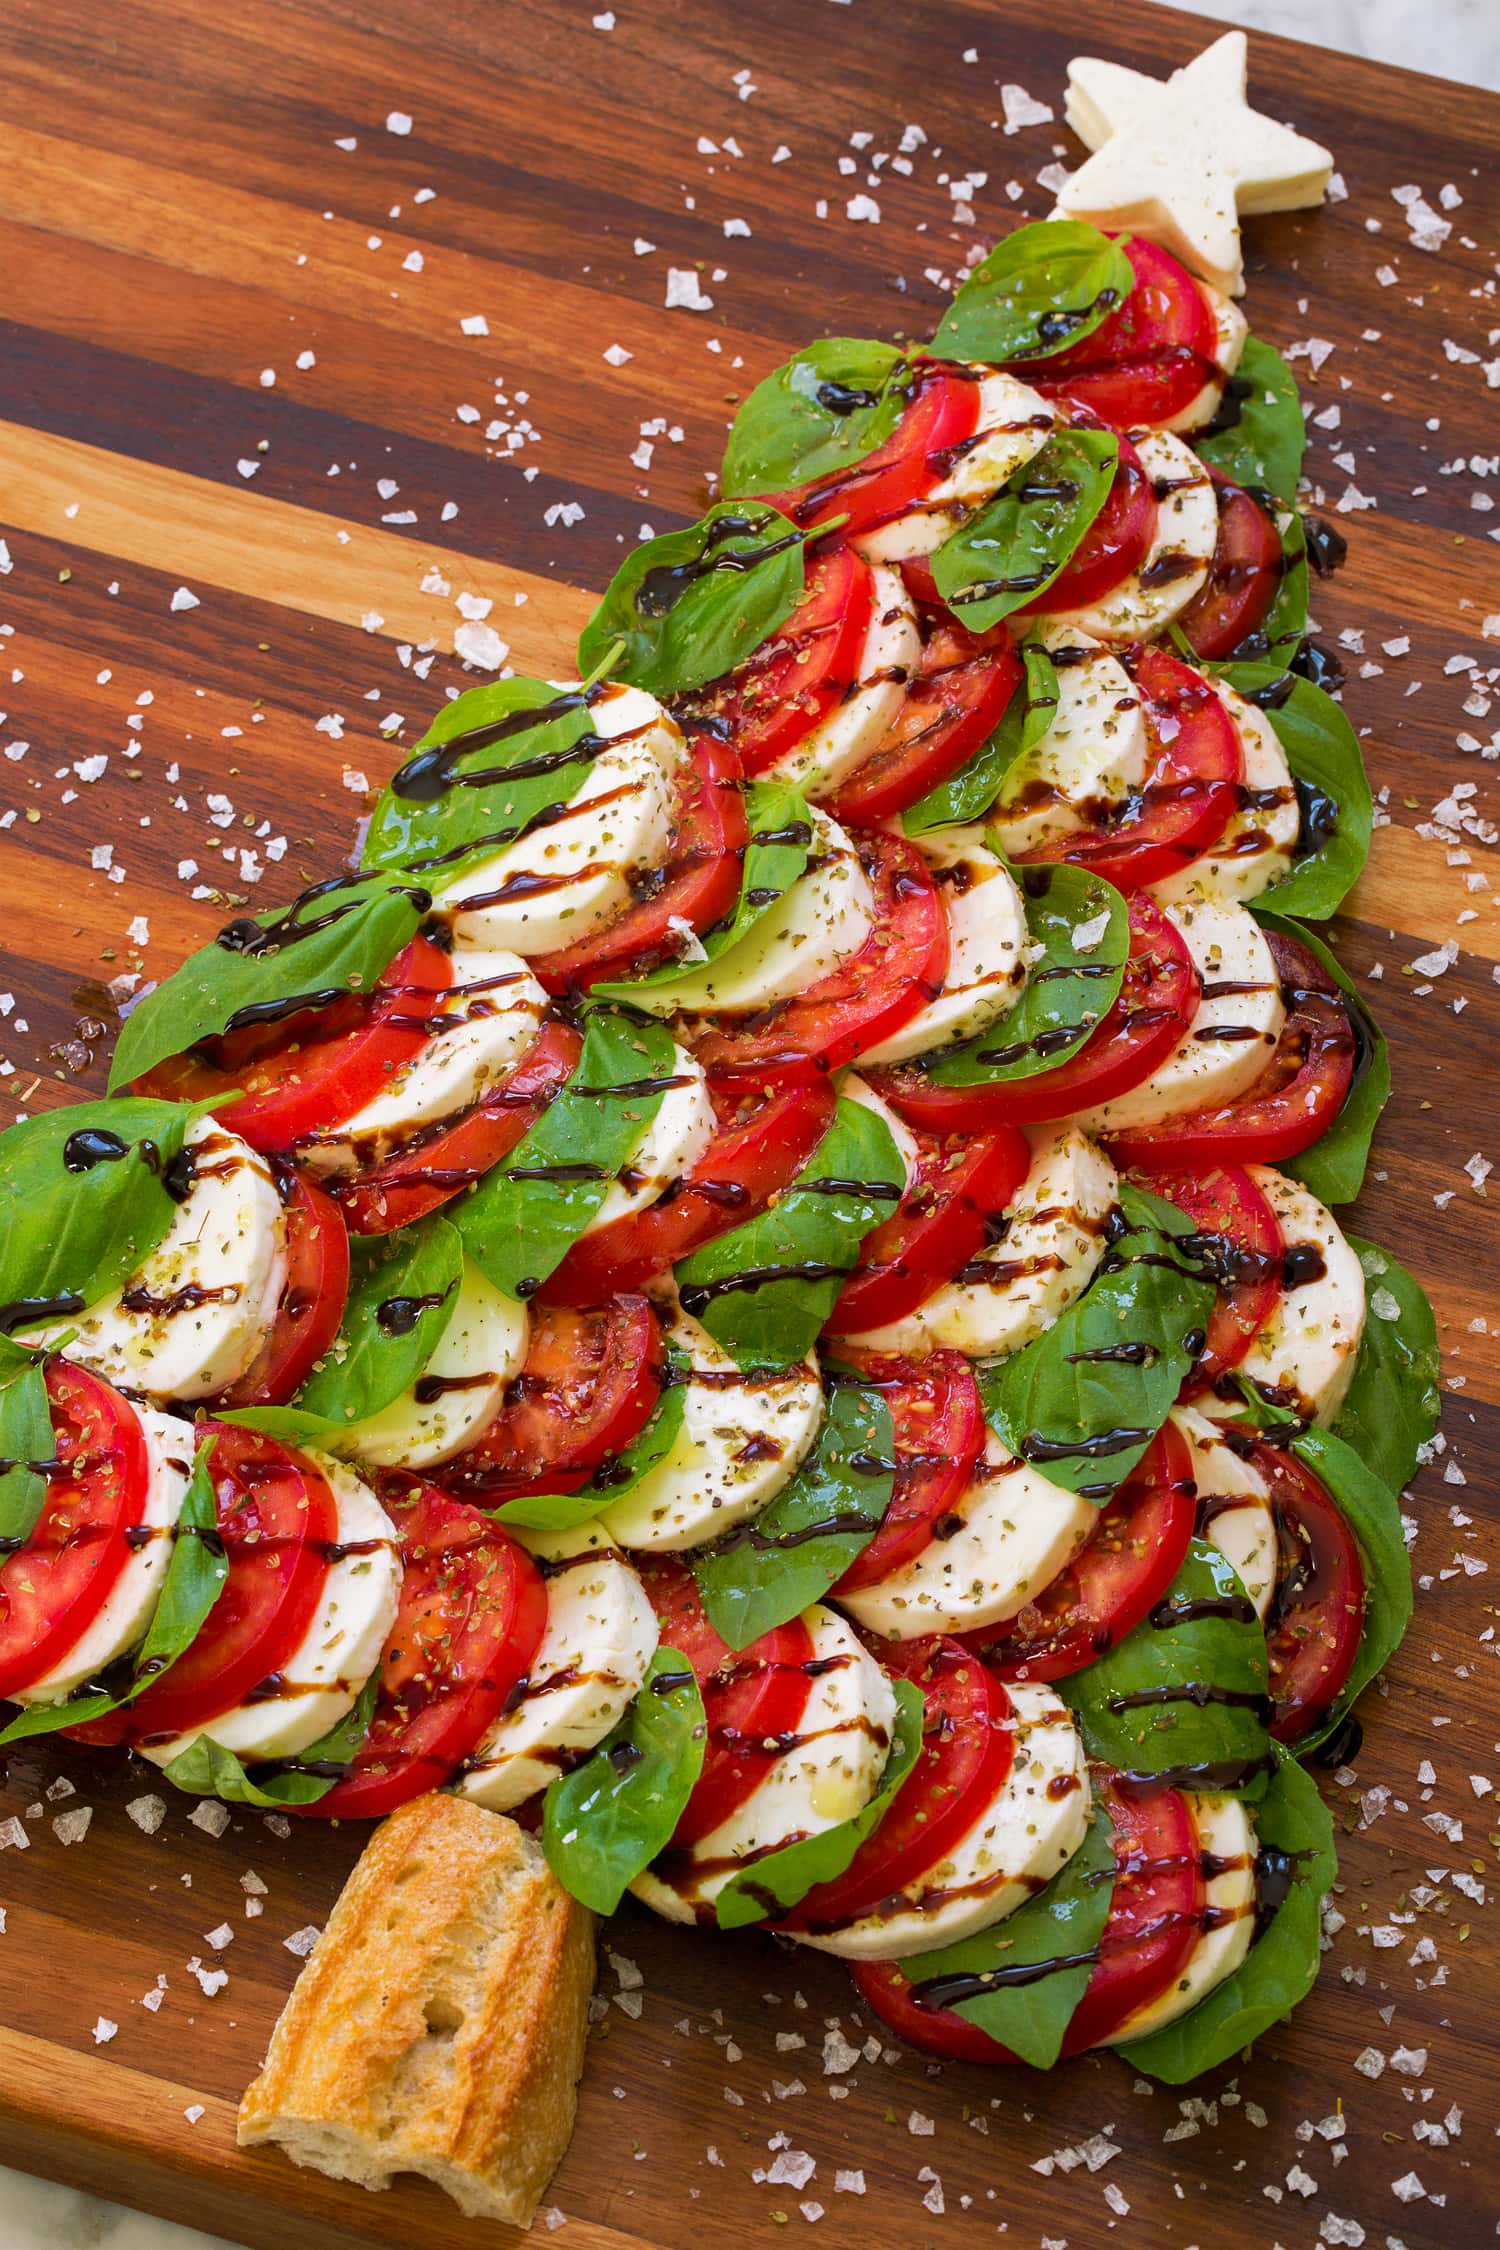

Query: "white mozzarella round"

xmin=1101 ymin=1793 xmax=1258 ymax=2043
xmin=633 ymin=1605 xmax=895 ymax=1924
xmin=428 ymin=680 xmax=688 ymax=953
xmin=582 ymin=1045 xmax=716 ymax=1236
xmin=1163 ymin=289 xmax=1250 ymax=435
xmin=1073 ymin=901 xmax=1283 ymax=1136
xmin=1238 ymin=1168 xmax=1367 ymax=1426
xmin=18 ymin=1118 xmax=287 ymax=1401
xmin=989 ymin=626 xmax=1150 ymax=857
xmin=788 ymin=1684 xmax=1090 ymax=1958
xmin=841 ymin=1072 xmax=921 ymax=1185
xmin=1170 ymin=1405 xmax=1277 ymax=1622
xmin=837 ymin=1425 xmax=1098 ymax=1640
xmin=1044 ymin=430 xmax=1218 ymax=644
xmin=860 ymin=831 xmax=1031 ymax=1064
xmin=456 ymin=1524 xmax=658 ymax=1813
xmin=1150 ymin=685 xmax=1300 ymax=911
xmin=142 ymin=1454 xmax=401 ymax=1768
xmin=295 ymin=947 xmax=548 ymax=1178
xmin=600 ymin=1311 xmax=823 ymax=1551
xmin=844 ymin=1123 xmax=1118 ymax=1360
xmin=329 ymin=1260 xmax=527 ymax=1470
xmin=859 ymin=372 xmax=1056 ymax=563
xmin=765 ymin=565 xmax=920 ymax=797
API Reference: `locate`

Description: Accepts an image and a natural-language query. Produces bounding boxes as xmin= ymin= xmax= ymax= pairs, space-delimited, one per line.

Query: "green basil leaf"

xmin=1292 ymin=1424 xmax=1412 ymax=1758
xmin=577 ymin=501 xmax=808 ymax=699
xmin=930 ymin=220 xmax=1134 ymax=364
xmin=487 ymin=1368 xmax=688 ymax=1530
xmin=217 ymin=1404 xmax=339 ymax=1445
xmin=0 ymin=1098 xmax=200 ymax=1332
xmin=542 ymin=1646 xmax=706 ymax=1914
xmin=1194 ymin=335 xmax=1306 ymax=508
xmin=692 ymin=1376 xmax=894 ymax=1648
xmin=901 ymin=1795 xmax=1116 ymax=2068
xmin=161 ymin=1676 xmax=378 ymax=1809
xmin=675 ymin=1096 xmax=906 ymax=1369
xmin=1118 ymin=1748 xmax=1336 ymax=2081
xmin=108 ymin=872 xmax=431 ymax=1094
xmin=1213 ymin=663 xmax=1372 ymax=919
xmin=1257 ymin=508 xmax=1308 ymax=661
xmin=294 ymin=1216 xmax=463 ymax=1426
xmin=918 ymin=863 xmax=1128 ymax=1088
xmin=0 ymin=1358 xmax=55 ymax=1551
xmin=715 ymin=1677 xmax=925 ymax=1930
xmin=456 ymin=1007 xmax=678 ymax=1300
xmin=1335 ymin=1237 xmax=1440 ymax=1498
xmin=903 ymin=646 xmax=1060 ymax=835
xmin=932 ymin=428 xmax=1119 ymax=633
xmin=1061 ymin=1537 xmax=1273 ymax=1798
xmin=721 ymin=340 xmax=913 ymax=496
xmin=1251 ymin=910 xmax=1389 ymax=1204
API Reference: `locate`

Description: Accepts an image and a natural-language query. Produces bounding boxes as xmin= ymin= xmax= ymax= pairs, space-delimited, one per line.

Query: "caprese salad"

xmin=0 ymin=217 xmax=1437 ymax=2088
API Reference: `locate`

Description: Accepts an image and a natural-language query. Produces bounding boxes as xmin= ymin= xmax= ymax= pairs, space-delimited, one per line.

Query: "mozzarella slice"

xmin=582 ymin=1045 xmax=716 ymax=1235
xmin=1101 ymin=1794 xmax=1258 ymax=2043
xmin=600 ymin=1312 xmax=822 ymax=1551
xmin=18 ymin=1117 xmax=287 ymax=1400
xmin=329 ymin=1260 xmax=527 ymax=1470
xmin=841 ymin=1071 xmax=921 ymax=1184
xmin=1150 ymin=685 xmax=1299 ymax=910
xmin=428 ymin=680 xmax=688 ymax=953
xmin=1163 ymin=288 xmax=1251 ymax=435
xmin=1170 ymin=1404 xmax=1276 ymax=1621
xmin=837 ymin=1425 xmax=1098 ymax=1640
xmin=295 ymin=947 xmax=548 ymax=1178
xmin=456 ymin=1524 xmax=658 ymax=1813
xmin=859 ymin=372 xmax=1056 ymax=563
xmin=788 ymin=1684 xmax=1090 ymax=1958
xmin=1044 ymin=430 xmax=1217 ymax=643
xmin=860 ymin=831 xmax=1031 ymax=1064
xmin=764 ymin=565 xmax=920 ymax=797
xmin=1072 ymin=901 xmax=1283 ymax=1135
xmin=633 ymin=1605 xmax=894 ymax=1924
xmin=1238 ymin=1168 xmax=1367 ymax=1425
xmin=989 ymin=626 xmax=1150 ymax=857
xmin=843 ymin=1123 xmax=1118 ymax=1360
xmin=142 ymin=1454 xmax=401 ymax=1768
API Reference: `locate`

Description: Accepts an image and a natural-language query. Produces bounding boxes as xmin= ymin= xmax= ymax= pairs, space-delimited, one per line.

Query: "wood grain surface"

xmin=0 ymin=4 xmax=1496 ymax=2246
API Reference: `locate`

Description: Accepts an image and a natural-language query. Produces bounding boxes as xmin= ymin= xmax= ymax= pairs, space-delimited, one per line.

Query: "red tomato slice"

xmin=826 ymin=1125 xmax=1032 ymax=1334
xmin=828 ymin=619 xmax=1023 ymax=827
xmin=0 ymin=1363 xmax=150 ymax=1699
xmin=1021 ymin=430 xmax=1157 ymax=615
xmin=217 ymin=1167 xmax=350 ymax=1406
xmin=832 ymin=1351 xmax=985 ymax=1592
xmin=771 ymin=363 xmax=983 ymax=541
xmin=965 ymin=1422 xmax=1197 ymax=1684
xmin=529 ymin=736 xmax=751 ymax=989
xmin=135 ymin=934 xmax=454 ymax=1153
xmin=1104 ymin=930 xmax=1359 ymax=1172
xmin=674 ymin=547 xmax=875 ymax=776
xmin=1014 ymin=646 xmax=1241 ymax=893
xmin=1178 ymin=476 xmax=1284 ymax=660
xmin=1249 ymin=1442 xmax=1367 ymax=1745
xmin=1027 ymin=238 xmax=1222 ymax=430
xmin=541 ymin=1073 xmax=837 ymax=1302
xmin=870 ymin=893 xmax=1197 ymax=1135
xmin=330 ymin=1014 xmax=584 ymax=1236
xmin=444 ymin=1296 xmax=662 ymax=1504
xmin=638 ymin=1554 xmax=816 ymax=1847
xmin=305 ymin=1479 xmax=549 ymax=1818
xmin=694 ymin=831 xmax=949 ymax=1082
xmin=1139 ymin=1164 xmax=1284 ymax=1388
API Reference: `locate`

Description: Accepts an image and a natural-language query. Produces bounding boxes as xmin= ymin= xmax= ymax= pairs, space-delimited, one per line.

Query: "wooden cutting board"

xmin=0 ymin=2 xmax=1495 ymax=2245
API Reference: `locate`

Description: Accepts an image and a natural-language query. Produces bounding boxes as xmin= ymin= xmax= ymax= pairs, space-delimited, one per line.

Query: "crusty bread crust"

xmin=237 ymin=1793 xmax=596 ymax=2226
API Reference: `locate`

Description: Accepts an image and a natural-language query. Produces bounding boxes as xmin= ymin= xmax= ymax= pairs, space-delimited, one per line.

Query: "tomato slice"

xmin=135 ymin=934 xmax=454 ymax=1153
xmin=1139 ymin=1164 xmax=1283 ymax=1387
xmin=529 ymin=736 xmax=751 ymax=988
xmin=964 ymin=1422 xmax=1197 ymax=1684
xmin=826 ymin=1125 xmax=1031 ymax=1334
xmin=870 ymin=893 xmax=1197 ymax=1135
xmin=1249 ymin=1442 xmax=1366 ymax=1745
xmin=771 ymin=362 xmax=983 ymax=541
xmin=0 ymin=1363 xmax=150 ymax=1699
xmin=832 ymin=1352 xmax=985 ymax=1592
xmin=1021 ymin=429 xmax=1156 ymax=615
xmin=1014 ymin=646 xmax=1241 ymax=893
xmin=828 ymin=617 xmax=1023 ymax=827
xmin=1178 ymin=476 xmax=1283 ymax=661
xmin=1104 ymin=930 xmax=1359 ymax=1172
xmin=305 ymin=1479 xmax=549 ymax=1818
xmin=674 ymin=546 xmax=875 ymax=777
xmin=1027 ymin=238 xmax=1221 ymax=430
xmin=329 ymin=1014 xmax=583 ymax=1236
xmin=216 ymin=1167 xmax=350 ymax=1405
xmin=444 ymin=1296 xmax=662 ymax=1503
xmin=541 ymin=1073 xmax=837 ymax=1302
xmin=639 ymin=1554 xmax=816 ymax=1848
xmin=693 ymin=831 xmax=949 ymax=1082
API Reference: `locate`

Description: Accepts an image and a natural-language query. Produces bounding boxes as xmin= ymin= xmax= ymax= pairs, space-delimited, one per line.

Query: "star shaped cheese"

xmin=1056 ymin=31 xmax=1333 ymax=297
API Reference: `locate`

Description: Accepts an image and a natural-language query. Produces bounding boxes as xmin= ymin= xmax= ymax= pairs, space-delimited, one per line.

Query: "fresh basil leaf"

xmin=1251 ymin=910 xmax=1389 ymax=1205
xmin=161 ymin=1676 xmax=378 ymax=1809
xmin=578 ymin=501 xmax=808 ymax=699
xmin=1119 ymin=1748 xmax=1336 ymax=2081
xmin=360 ymin=675 xmax=602 ymax=886
xmin=675 ymin=1095 xmax=905 ymax=1369
xmin=487 ymin=1366 xmax=688 ymax=1530
xmin=1293 ymin=1424 xmax=1412 ymax=1757
xmin=294 ymin=1217 xmax=462 ymax=1426
xmin=0 ymin=1358 xmax=54 ymax=1551
xmin=716 ymin=1677 xmax=925 ymax=1930
xmin=1254 ymin=508 xmax=1308 ymax=661
xmin=218 ymin=1404 xmax=338 ymax=1445
xmin=930 ymin=219 xmax=1134 ymax=364
xmin=1212 ymin=663 xmax=1372 ymax=920
xmin=692 ymin=1376 xmax=894 ymax=1647
xmin=542 ymin=1646 xmax=706 ymax=1914
xmin=932 ymin=428 xmax=1119 ymax=633
xmin=918 ymin=863 xmax=1128 ymax=1089
xmin=903 ymin=645 xmax=1059 ymax=835
xmin=108 ymin=872 xmax=431 ymax=1093
xmin=1335 ymin=1237 xmax=1440 ymax=1497
xmin=1194 ymin=335 xmax=1306 ymax=508
xmin=900 ymin=1795 xmax=1116 ymax=2067
xmin=456 ymin=1007 xmax=678 ymax=1300
xmin=721 ymin=340 xmax=913 ymax=496
xmin=1061 ymin=1537 xmax=1273 ymax=1798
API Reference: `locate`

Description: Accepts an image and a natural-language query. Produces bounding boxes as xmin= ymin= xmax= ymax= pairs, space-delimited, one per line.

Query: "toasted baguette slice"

xmin=238 ymin=1792 xmax=595 ymax=2226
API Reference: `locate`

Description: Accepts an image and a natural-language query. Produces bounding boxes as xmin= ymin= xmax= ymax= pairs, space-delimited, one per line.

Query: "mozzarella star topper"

xmin=1056 ymin=31 xmax=1333 ymax=297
